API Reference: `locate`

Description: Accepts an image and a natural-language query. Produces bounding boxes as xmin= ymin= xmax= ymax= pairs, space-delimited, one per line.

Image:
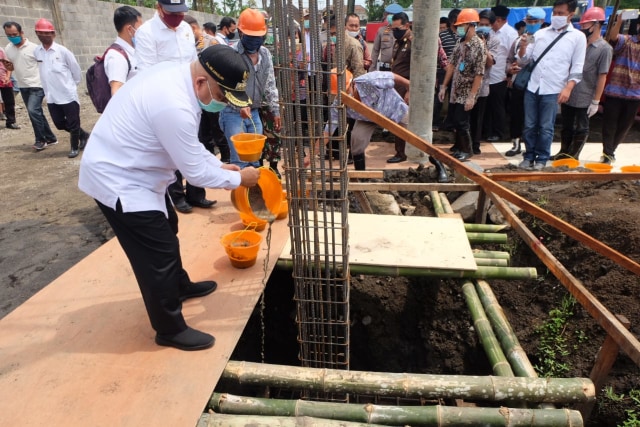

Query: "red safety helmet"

xmin=35 ymin=18 xmax=55 ymax=32
xmin=238 ymin=8 xmax=267 ymax=36
xmin=580 ymin=7 xmax=606 ymax=24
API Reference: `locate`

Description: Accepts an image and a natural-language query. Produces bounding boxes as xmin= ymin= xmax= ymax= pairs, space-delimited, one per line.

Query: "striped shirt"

xmin=604 ymin=34 xmax=640 ymax=101
xmin=439 ymin=29 xmax=458 ymax=60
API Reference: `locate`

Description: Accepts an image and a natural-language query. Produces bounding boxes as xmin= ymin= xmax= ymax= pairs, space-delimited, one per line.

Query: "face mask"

xmin=347 ymin=30 xmax=359 ymax=38
xmin=7 ymin=35 xmax=22 ymax=45
xmin=330 ymin=36 xmax=337 ymax=43
xmin=131 ymin=36 xmax=136 ymax=47
xmin=476 ymin=26 xmax=490 ymax=36
xmin=304 ymin=20 xmax=310 ymax=29
xmin=161 ymin=12 xmax=184 ymax=29
xmin=242 ymin=35 xmax=264 ymax=53
xmin=387 ymin=15 xmax=393 ymax=25
xmin=456 ymin=26 xmax=467 ymax=38
xmin=227 ymin=31 xmax=236 ymax=40
xmin=581 ymin=27 xmax=593 ymax=38
xmin=526 ymin=23 xmax=542 ymax=34
xmin=551 ymin=15 xmax=568 ymax=30
xmin=197 ymin=80 xmax=227 ymax=113
xmin=392 ymin=28 xmax=407 ymax=40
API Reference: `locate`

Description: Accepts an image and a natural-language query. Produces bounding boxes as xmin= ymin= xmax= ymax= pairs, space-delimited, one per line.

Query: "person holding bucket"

xmin=78 ymin=45 xmax=260 ymax=351
xmin=220 ymin=8 xmax=281 ymax=169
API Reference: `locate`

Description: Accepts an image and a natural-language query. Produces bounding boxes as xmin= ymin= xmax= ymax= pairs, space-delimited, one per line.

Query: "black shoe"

xmin=33 ymin=141 xmax=47 ymax=151
xmin=473 ymin=146 xmax=481 ymax=155
xmin=68 ymin=148 xmax=79 ymax=158
xmin=45 ymin=140 xmax=59 ymax=147
xmin=6 ymin=123 xmax=21 ymax=130
xmin=179 ymin=280 xmax=217 ymax=302
xmin=79 ymin=130 xmax=90 ymax=150
xmin=155 ymin=327 xmax=215 ymax=351
xmin=486 ymin=135 xmax=500 ymax=142
xmin=174 ymin=199 xmax=193 ymax=213
xmin=386 ymin=155 xmax=407 ymax=163
xmin=187 ymin=198 xmax=217 ymax=209
xmin=551 ymin=152 xmax=571 ymax=161
xmin=454 ymin=151 xmax=473 ymax=162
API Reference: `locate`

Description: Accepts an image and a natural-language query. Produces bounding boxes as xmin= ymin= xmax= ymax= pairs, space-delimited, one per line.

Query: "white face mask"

xmin=551 ymin=15 xmax=568 ymax=30
xmin=347 ymin=30 xmax=359 ymax=38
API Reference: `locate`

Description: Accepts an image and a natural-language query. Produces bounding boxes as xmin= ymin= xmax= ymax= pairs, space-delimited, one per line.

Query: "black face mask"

xmin=242 ymin=35 xmax=264 ymax=53
xmin=392 ymin=28 xmax=407 ymax=40
xmin=227 ymin=31 xmax=236 ymax=40
xmin=581 ymin=27 xmax=593 ymax=38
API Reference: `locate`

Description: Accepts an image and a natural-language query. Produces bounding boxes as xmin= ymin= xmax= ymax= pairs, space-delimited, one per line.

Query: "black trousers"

xmin=450 ymin=102 xmax=471 ymax=133
xmin=47 ymin=101 xmax=81 ymax=133
xmin=167 ymin=171 xmax=206 ymax=204
xmin=0 ymin=86 xmax=16 ymax=125
xmin=560 ymin=104 xmax=589 ymax=141
xmin=470 ymin=96 xmax=488 ymax=147
xmin=602 ymin=96 xmax=640 ymax=157
xmin=483 ymin=81 xmax=508 ymax=139
xmin=509 ymin=87 xmax=525 ymax=140
xmin=433 ymin=68 xmax=446 ymax=128
xmin=198 ymin=110 xmax=229 ymax=158
xmin=96 ymin=195 xmax=191 ymax=335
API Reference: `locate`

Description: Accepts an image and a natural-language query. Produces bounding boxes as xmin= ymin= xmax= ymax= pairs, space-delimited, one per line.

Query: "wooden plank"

xmin=353 ymin=190 xmax=374 ymax=214
xmin=0 ymin=189 xmax=290 ymax=427
xmin=475 ymin=189 xmax=489 ymax=224
xmin=485 ymin=172 xmax=640 ymax=182
xmin=280 ymin=213 xmax=477 ymax=271
xmin=347 ymin=182 xmax=481 ymax=192
xmin=489 ymin=193 xmax=640 ymax=367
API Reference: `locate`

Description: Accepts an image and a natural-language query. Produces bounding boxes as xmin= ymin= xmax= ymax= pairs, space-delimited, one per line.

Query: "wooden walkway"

xmin=0 ymin=189 xmax=290 ymax=427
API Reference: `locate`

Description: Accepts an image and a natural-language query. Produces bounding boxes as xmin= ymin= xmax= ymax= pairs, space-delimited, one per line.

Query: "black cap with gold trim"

xmin=198 ymin=44 xmax=251 ymax=108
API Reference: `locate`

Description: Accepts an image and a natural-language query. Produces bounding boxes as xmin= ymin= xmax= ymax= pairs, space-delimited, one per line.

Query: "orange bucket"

xmin=230 ymin=167 xmax=282 ymax=222
xmin=276 ymin=190 xmax=288 ymax=220
xmin=621 ymin=165 xmax=640 ymax=173
xmin=551 ymin=158 xmax=579 ymax=169
xmin=221 ymin=230 xmax=262 ymax=268
xmin=231 ymin=133 xmax=267 ymax=162
xmin=584 ymin=162 xmax=613 ymax=173
xmin=239 ymin=212 xmax=267 ymax=231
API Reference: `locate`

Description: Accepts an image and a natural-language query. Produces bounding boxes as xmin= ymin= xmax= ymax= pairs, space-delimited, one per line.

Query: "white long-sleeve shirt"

xmin=489 ymin=23 xmax=518 ymax=85
xmin=78 ymin=62 xmax=242 ymax=217
xmin=518 ymin=24 xmax=586 ymax=95
xmin=134 ymin=12 xmax=196 ymax=71
xmin=33 ymin=41 xmax=81 ymax=104
xmin=104 ymin=37 xmax=137 ymax=84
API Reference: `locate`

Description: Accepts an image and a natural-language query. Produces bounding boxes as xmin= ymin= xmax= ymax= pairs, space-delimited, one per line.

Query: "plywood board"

xmin=0 ymin=189 xmax=289 ymax=427
xmin=280 ymin=213 xmax=476 ymax=271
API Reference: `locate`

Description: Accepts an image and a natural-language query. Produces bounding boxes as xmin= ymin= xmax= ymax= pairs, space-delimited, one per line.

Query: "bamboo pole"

xmin=466 ymin=232 xmax=508 ymax=244
xmin=439 ymin=193 xmax=454 ymax=214
xmin=473 ymin=250 xmax=511 ymax=260
xmin=209 ymin=393 xmax=584 ymax=426
xmin=222 ymin=361 xmax=595 ymax=403
xmin=474 ymin=280 xmax=538 ymax=378
xmin=474 ymin=258 xmax=509 ymax=267
xmin=465 ymin=224 xmax=509 ymax=233
xmin=430 ymin=190 xmax=444 ymax=215
xmin=199 ymin=413 xmax=388 ymax=427
xmin=484 ymin=172 xmax=640 ymax=182
xmin=275 ymin=260 xmax=537 ymax=280
xmin=461 ymin=281 xmax=514 ymax=377
xmin=488 ymin=193 xmax=640 ymax=367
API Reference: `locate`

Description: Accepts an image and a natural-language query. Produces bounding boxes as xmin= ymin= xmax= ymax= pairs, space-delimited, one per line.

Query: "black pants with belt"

xmin=484 ymin=81 xmax=508 ymax=139
xmin=96 ymin=195 xmax=192 ymax=335
xmin=602 ymin=96 xmax=640 ymax=157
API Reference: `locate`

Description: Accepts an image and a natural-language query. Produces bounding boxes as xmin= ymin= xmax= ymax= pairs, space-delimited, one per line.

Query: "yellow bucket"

xmin=231 ymin=133 xmax=267 ymax=162
xmin=230 ymin=167 xmax=282 ymax=222
xmin=584 ymin=162 xmax=613 ymax=173
xmin=551 ymin=158 xmax=579 ymax=169
xmin=621 ymin=165 xmax=640 ymax=173
xmin=221 ymin=230 xmax=262 ymax=269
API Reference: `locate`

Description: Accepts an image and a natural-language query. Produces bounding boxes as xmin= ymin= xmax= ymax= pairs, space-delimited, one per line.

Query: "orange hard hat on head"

xmin=238 ymin=8 xmax=267 ymax=36
xmin=330 ymin=68 xmax=353 ymax=95
xmin=455 ymin=9 xmax=480 ymax=26
xmin=35 ymin=18 xmax=55 ymax=32
xmin=580 ymin=7 xmax=605 ymax=24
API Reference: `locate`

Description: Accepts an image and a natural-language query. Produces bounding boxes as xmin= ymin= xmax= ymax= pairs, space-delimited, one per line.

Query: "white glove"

xmin=587 ymin=103 xmax=599 ymax=118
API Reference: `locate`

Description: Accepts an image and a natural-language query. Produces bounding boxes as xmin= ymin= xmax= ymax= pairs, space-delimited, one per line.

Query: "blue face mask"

xmin=242 ymin=35 xmax=264 ymax=53
xmin=131 ymin=36 xmax=136 ymax=47
xmin=456 ymin=25 xmax=467 ymax=38
xmin=198 ymin=80 xmax=227 ymax=113
xmin=7 ymin=35 xmax=22 ymax=45
xmin=387 ymin=15 xmax=393 ymax=25
xmin=526 ymin=22 xmax=542 ymax=34
xmin=330 ymin=36 xmax=337 ymax=44
xmin=476 ymin=26 xmax=491 ymax=36
xmin=304 ymin=20 xmax=310 ymax=29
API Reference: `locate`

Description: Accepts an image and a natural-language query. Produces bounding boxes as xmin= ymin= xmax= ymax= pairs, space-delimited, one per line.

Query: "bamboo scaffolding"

xmin=222 ymin=361 xmax=595 ymax=403
xmin=465 ymin=224 xmax=509 ymax=233
xmin=473 ymin=250 xmax=511 ymax=260
xmin=430 ymin=191 xmax=444 ymax=215
xmin=466 ymin=232 xmax=508 ymax=244
xmin=199 ymin=413 xmax=388 ymax=427
xmin=474 ymin=280 xmax=538 ymax=378
xmin=461 ymin=281 xmax=514 ymax=377
xmin=485 ymin=172 xmax=640 ymax=182
xmin=474 ymin=258 xmax=509 ymax=267
xmin=208 ymin=393 xmax=584 ymax=427
xmin=439 ymin=193 xmax=454 ymax=214
xmin=275 ymin=260 xmax=537 ymax=280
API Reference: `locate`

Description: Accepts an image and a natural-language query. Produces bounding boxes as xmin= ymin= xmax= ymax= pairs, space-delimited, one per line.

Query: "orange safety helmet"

xmin=35 ymin=18 xmax=55 ymax=32
xmin=329 ymin=68 xmax=353 ymax=95
xmin=580 ymin=7 xmax=605 ymax=24
xmin=238 ymin=8 xmax=267 ymax=36
xmin=455 ymin=9 xmax=480 ymax=26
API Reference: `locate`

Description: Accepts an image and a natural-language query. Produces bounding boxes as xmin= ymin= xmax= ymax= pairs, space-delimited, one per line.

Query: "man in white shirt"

xmin=78 ymin=45 xmax=260 ymax=351
xmin=105 ymin=6 xmax=142 ymax=96
xmin=484 ymin=5 xmax=518 ymax=142
xmin=3 ymin=21 xmax=57 ymax=149
xmin=214 ymin=17 xmax=237 ymax=46
xmin=516 ymin=0 xmax=586 ymax=170
xmin=33 ymin=18 xmax=90 ymax=158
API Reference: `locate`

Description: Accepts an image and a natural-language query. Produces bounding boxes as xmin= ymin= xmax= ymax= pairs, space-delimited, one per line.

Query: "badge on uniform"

xmin=459 ymin=61 xmax=465 ymax=72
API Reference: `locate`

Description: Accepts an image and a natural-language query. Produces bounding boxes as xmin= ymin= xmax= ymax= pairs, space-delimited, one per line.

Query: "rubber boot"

xmin=551 ymin=133 xmax=573 ymax=160
xmin=453 ymin=131 xmax=473 ymax=162
xmin=68 ymin=130 xmax=80 ymax=158
xmin=353 ymin=153 xmax=366 ymax=171
xmin=429 ymin=156 xmax=449 ymax=183
xmin=505 ymin=138 xmax=521 ymax=157
xmin=79 ymin=128 xmax=90 ymax=150
xmin=567 ymin=133 xmax=587 ymax=159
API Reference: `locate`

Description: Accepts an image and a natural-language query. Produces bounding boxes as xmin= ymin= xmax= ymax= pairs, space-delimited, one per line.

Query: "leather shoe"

xmin=155 ymin=327 xmax=215 ymax=351
xmin=486 ymin=135 xmax=500 ymax=142
xmin=68 ymin=149 xmax=79 ymax=158
xmin=174 ymin=199 xmax=193 ymax=213
xmin=6 ymin=123 xmax=21 ymax=130
xmin=386 ymin=155 xmax=407 ymax=163
xmin=179 ymin=280 xmax=217 ymax=302
xmin=187 ymin=198 xmax=217 ymax=209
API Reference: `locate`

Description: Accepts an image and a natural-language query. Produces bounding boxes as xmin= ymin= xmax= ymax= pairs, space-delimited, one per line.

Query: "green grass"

xmin=533 ymin=294 xmax=576 ymax=378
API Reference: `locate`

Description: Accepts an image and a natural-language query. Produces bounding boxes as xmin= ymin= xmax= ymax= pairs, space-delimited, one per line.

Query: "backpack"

xmin=86 ymin=43 xmax=131 ymax=113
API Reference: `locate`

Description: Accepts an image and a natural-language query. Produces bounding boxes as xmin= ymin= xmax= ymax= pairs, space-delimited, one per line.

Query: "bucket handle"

xmin=230 ymin=225 xmax=255 ymax=246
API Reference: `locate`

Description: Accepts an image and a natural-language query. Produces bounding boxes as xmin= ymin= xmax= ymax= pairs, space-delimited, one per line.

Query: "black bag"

xmin=511 ymin=31 xmax=567 ymax=92
xmin=86 ymin=43 xmax=130 ymax=113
